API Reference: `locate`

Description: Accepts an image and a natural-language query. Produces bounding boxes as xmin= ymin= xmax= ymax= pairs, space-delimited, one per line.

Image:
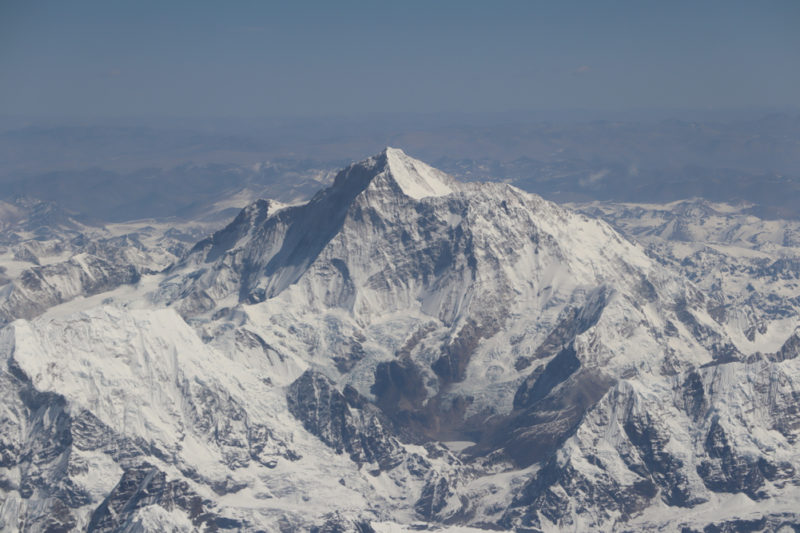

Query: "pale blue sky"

xmin=1 ymin=0 xmax=798 ymax=118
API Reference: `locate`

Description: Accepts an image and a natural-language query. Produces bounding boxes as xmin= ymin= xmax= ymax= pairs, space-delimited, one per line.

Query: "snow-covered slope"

xmin=575 ymin=199 xmax=800 ymax=356
xmin=1 ymin=149 xmax=798 ymax=531
xmin=0 ymin=197 xmax=233 ymax=326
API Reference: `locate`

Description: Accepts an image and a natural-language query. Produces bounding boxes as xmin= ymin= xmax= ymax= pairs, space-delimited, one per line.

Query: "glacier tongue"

xmin=1 ymin=149 xmax=799 ymax=531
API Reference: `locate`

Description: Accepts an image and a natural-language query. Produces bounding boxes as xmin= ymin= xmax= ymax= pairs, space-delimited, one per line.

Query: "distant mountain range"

xmin=2 ymin=113 xmax=799 ymax=221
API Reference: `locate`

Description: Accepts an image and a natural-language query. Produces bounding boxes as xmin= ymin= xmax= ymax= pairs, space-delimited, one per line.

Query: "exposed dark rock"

xmin=395 ymin=324 xmax=436 ymax=360
xmin=432 ymin=316 xmax=503 ymax=384
xmin=506 ymin=455 xmax=657 ymax=530
xmin=771 ymin=328 xmax=800 ymax=362
xmin=674 ymin=299 xmax=742 ymax=363
xmin=310 ymin=513 xmax=377 ymax=533
xmin=210 ymin=476 xmax=248 ymax=496
xmin=696 ymin=417 xmax=779 ymax=499
xmin=415 ymin=474 xmax=454 ymax=520
xmin=235 ymin=328 xmax=285 ymax=364
xmin=371 ymin=355 xmax=486 ymax=444
xmin=514 ymin=355 xmax=534 ymax=371
xmin=531 ymin=286 xmax=608 ymax=360
xmin=681 ymin=371 xmax=706 ymax=420
xmin=372 ymin=359 xmax=428 ymax=423
xmin=0 ymin=254 xmax=141 ymax=325
xmin=622 ymin=411 xmax=697 ymax=507
xmin=71 ymin=410 xmax=116 ymax=452
xmin=479 ymin=366 xmax=614 ymax=467
xmin=504 ymin=458 xmax=566 ymax=529
xmin=197 ymin=199 xmax=273 ymax=263
xmin=702 ymin=516 xmax=768 ymax=533
xmin=0 ymin=362 xmax=86 ymax=531
xmin=514 ymin=345 xmax=580 ymax=410
xmin=334 ymin=340 xmax=366 ymax=373
xmin=37 ymin=498 xmax=78 ymax=533
xmin=87 ymin=462 xmax=214 ymax=532
xmin=288 ymin=370 xmax=403 ymax=470
xmin=637 ymin=276 xmax=658 ymax=302
xmin=177 ymin=375 xmax=297 ymax=469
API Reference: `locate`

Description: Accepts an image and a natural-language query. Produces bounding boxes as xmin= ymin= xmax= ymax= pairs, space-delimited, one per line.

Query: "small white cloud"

xmin=588 ymin=169 xmax=609 ymax=183
xmin=579 ymin=169 xmax=609 ymax=187
xmin=573 ymin=65 xmax=591 ymax=74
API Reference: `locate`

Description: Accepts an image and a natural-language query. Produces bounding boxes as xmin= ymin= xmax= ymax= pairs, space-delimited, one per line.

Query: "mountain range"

xmin=0 ymin=148 xmax=798 ymax=532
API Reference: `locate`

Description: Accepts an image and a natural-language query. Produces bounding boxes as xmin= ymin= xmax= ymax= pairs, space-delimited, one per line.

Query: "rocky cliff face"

xmin=1 ymin=149 xmax=798 ymax=531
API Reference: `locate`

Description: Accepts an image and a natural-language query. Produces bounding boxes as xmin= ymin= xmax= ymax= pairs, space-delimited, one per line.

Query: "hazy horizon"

xmin=2 ymin=1 xmax=798 ymax=119
xmin=2 ymin=2 xmax=799 ymax=220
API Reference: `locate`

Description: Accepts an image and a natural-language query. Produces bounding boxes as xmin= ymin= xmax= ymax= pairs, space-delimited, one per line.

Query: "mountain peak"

xmin=331 ymin=147 xmax=457 ymax=201
xmin=381 ymin=147 xmax=456 ymax=199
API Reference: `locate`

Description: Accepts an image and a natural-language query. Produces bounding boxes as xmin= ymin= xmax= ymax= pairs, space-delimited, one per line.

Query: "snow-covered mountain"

xmin=575 ymin=199 xmax=800 ymax=357
xmin=0 ymin=196 xmax=237 ymax=327
xmin=1 ymin=149 xmax=798 ymax=531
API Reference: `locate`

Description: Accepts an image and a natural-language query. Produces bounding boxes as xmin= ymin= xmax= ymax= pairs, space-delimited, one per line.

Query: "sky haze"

xmin=1 ymin=0 xmax=798 ymax=118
